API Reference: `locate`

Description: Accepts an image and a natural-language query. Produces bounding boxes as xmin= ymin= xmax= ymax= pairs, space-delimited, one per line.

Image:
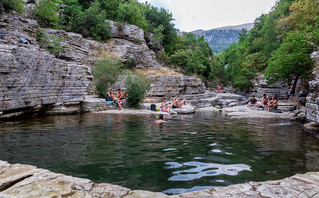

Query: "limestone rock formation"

xmin=0 ymin=12 xmax=206 ymax=118
xmin=1 ymin=160 xmax=319 ymax=198
xmin=0 ymin=13 xmax=91 ymax=118
xmin=251 ymin=74 xmax=290 ymax=99
xmin=306 ymin=51 xmax=319 ymax=123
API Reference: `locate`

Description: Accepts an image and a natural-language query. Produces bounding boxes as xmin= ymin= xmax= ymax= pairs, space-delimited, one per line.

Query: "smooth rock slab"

xmin=1 ymin=160 xmax=319 ymax=198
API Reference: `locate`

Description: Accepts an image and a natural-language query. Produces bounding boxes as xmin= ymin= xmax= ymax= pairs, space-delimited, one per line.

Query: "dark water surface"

xmin=1 ymin=111 xmax=319 ymax=194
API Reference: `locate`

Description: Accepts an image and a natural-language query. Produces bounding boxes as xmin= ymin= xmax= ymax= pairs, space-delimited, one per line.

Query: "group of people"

xmin=105 ymin=89 xmax=127 ymax=110
xmin=216 ymin=84 xmax=224 ymax=93
xmin=160 ymin=97 xmax=187 ymax=112
xmin=248 ymin=94 xmax=278 ymax=111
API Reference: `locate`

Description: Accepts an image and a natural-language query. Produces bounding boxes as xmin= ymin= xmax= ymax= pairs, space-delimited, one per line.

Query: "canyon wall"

xmin=306 ymin=51 xmax=319 ymax=123
xmin=0 ymin=12 xmax=205 ymax=118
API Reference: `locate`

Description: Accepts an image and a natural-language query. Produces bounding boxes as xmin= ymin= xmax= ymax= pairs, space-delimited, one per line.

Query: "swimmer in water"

xmin=153 ymin=114 xmax=164 ymax=124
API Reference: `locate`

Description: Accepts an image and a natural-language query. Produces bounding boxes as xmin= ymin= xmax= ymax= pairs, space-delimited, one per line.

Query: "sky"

xmin=138 ymin=0 xmax=278 ymax=32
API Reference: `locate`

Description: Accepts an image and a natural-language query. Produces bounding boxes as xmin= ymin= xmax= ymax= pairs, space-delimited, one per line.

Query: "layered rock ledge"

xmin=1 ymin=160 xmax=319 ymax=198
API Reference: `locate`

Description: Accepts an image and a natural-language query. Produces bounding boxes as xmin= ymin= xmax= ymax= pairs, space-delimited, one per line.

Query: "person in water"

xmin=153 ymin=114 xmax=164 ymax=124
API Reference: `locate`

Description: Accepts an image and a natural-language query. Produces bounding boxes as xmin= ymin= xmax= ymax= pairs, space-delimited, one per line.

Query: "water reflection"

xmin=0 ymin=112 xmax=319 ymax=194
xmin=165 ymin=161 xmax=251 ymax=181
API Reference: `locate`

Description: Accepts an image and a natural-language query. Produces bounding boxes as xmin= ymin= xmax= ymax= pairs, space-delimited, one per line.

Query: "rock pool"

xmin=0 ymin=111 xmax=318 ymax=194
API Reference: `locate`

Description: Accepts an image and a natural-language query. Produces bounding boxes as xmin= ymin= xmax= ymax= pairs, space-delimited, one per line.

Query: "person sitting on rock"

xmin=260 ymin=94 xmax=269 ymax=109
xmin=160 ymin=99 xmax=170 ymax=112
xmin=180 ymin=98 xmax=187 ymax=107
xmin=107 ymin=89 xmax=123 ymax=110
xmin=105 ymin=89 xmax=113 ymax=101
xmin=248 ymin=95 xmax=258 ymax=108
xmin=172 ymin=97 xmax=181 ymax=108
xmin=116 ymin=89 xmax=123 ymax=99
xmin=268 ymin=96 xmax=278 ymax=112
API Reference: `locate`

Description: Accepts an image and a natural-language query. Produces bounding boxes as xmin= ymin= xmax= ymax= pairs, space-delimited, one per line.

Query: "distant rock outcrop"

xmin=191 ymin=23 xmax=254 ymax=54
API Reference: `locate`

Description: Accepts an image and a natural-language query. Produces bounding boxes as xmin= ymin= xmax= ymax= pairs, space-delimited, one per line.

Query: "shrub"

xmin=124 ymin=71 xmax=150 ymax=108
xmin=92 ymin=57 xmax=122 ymax=98
xmin=36 ymin=30 xmax=67 ymax=56
xmin=122 ymin=57 xmax=136 ymax=70
xmin=0 ymin=0 xmax=24 ymax=13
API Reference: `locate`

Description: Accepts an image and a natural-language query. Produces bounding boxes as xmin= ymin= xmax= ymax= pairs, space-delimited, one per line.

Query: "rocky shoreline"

xmin=1 ymin=160 xmax=319 ymax=198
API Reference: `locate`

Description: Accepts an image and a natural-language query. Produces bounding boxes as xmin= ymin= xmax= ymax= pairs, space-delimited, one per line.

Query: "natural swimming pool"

xmin=0 ymin=111 xmax=319 ymax=194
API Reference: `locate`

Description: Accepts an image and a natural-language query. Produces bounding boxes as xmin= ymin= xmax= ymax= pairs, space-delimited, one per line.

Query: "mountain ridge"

xmin=191 ymin=23 xmax=254 ymax=54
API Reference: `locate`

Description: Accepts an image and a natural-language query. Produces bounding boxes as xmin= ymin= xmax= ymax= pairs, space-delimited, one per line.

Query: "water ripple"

xmin=167 ymin=161 xmax=251 ymax=181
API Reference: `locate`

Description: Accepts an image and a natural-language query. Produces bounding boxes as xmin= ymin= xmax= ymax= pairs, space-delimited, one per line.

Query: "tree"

xmin=60 ymin=0 xmax=83 ymax=30
xmin=144 ymin=4 xmax=178 ymax=54
xmin=0 ymin=0 xmax=24 ymax=13
xmin=70 ymin=1 xmax=111 ymax=41
xmin=265 ymin=31 xmax=313 ymax=94
xmin=35 ymin=0 xmax=63 ymax=28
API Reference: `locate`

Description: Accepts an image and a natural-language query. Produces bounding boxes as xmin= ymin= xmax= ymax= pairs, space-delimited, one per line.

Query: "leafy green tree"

xmin=60 ymin=0 xmax=83 ymax=30
xmin=265 ymin=31 xmax=313 ymax=87
xmin=144 ymin=3 xmax=178 ymax=54
xmin=118 ymin=0 xmax=148 ymax=31
xmin=0 ymin=0 xmax=24 ymax=13
xmin=35 ymin=0 xmax=63 ymax=28
xmin=70 ymin=1 xmax=111 ymax=41
xmin=150 ymin=24 xmax=165 ymax=49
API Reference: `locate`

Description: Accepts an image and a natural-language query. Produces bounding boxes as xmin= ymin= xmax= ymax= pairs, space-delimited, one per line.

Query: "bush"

xmin=124 ymin=71 xmax=150 ymax=108
xmin=0 ymin=0 xmax=24 ymax=13
xmin=122 ymin=57 xmax=136 ymax=70
xmin=92 ymin=57 xmax=122 ymax=98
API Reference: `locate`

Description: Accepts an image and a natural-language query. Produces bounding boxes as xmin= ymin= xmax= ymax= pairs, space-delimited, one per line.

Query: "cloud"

xmin=138 ymin=0 xmax=277 ymax=32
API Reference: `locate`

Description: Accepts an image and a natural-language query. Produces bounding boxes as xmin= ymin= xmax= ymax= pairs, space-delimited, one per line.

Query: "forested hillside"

xmin=217 ymin=0 xmax=319 ymax=91
xmin=1 ymin=0 xmax=318 ymax=90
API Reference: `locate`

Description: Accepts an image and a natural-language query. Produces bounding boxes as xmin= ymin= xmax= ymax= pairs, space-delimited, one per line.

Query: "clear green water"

xmin=0 ymin=111 xmax=319 ymax=194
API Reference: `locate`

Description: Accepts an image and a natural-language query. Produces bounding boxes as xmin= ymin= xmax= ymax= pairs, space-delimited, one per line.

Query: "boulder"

xmin=172 ymin=104 xmax=195 ymax=114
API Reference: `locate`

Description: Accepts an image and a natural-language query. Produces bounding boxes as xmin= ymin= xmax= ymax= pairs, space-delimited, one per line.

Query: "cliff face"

xmin=306 ymin=51 xmax=319 ymax=123
xmin=0 ymin=13 xmax=91 ymax=118
xmin=0 ymin=12 xmax=205 ymax=118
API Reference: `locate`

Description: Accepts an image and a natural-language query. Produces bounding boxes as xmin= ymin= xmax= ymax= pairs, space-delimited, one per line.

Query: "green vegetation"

xmin=92 ymin=57 xmax=122 ymax=98
xmin=8 ymin=0 xmax=317 ymax=93
xmin=31 ymin=0 xmax=213 ymax=82
xmin=36 ymin=30 xmax=67 ymax=56
xmin=0 ymin=0 xmax=24 ymax=13
xmin=124 ymin=71 xmax=150 ymax=108
xmin=92 ymin=57 xmax=150 ymax=108
xmin=218 ymin=0 xmax=318 ymax=91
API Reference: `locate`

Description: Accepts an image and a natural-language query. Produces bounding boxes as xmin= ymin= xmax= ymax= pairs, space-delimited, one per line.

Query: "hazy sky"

xmin=138 ymin=0 xmax=278 ymax=32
